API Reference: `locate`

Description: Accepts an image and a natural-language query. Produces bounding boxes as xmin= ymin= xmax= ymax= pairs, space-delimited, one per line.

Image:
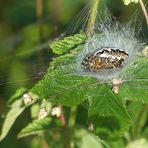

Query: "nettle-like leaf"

xmin=18 ymin=118 xmax=52 ymax=138
xmin=0 ymin=88 xmax=37 ymax=141
xmin=18 ymin=117 xmax=63 ymax=139
xmin=50 ymin=33 xmax=87 ymax=54
xmin=0 ymin=99 xmax=27 ymax=141
xmin=88 ymin=84 xmax=131 ymax=140
xmin=8 ymin=87 xmax=28 ymax=105
xmin=31 ymin=71 xmax=97 ymax=106
xmin=31 ymin=44 xmax=98 ymax=106
xmin=119 ymin=57 xmax=148 ymax=103
xmin=74 ymin=127 xmax=103 ymax=148
xmin=30 ymin=34 xmax=148 ymax=140
xmin=3 ymin=33 xmax=147 ymax=141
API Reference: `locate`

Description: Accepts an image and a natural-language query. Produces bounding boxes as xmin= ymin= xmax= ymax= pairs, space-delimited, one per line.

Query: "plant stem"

xmin=139 ymin=0 xmax=148 ymax=26
xmin=53 ymin=0 xmax=61 ymax=36
xmin=63 ymin=1 xmax=99 ymax=146
xmin=36 ymin=0 xmax=44 ymax=42
xmin=63 ymin=106 xmax=77 ymax=148
xmin=86 ymin=0 xmax=99 ymax=36
xmin=68 ymin=106 xmax=77 ymax=127
xmin=133 ymin=104 xmax=148 ymax=138
xmin=60 ymin=112 xmax=66 ymax=126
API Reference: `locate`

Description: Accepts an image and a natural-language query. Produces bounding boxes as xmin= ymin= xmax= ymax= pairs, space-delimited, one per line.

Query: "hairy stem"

xmin=139 ymin=0 xmax=148 ymax=26
xmin=86 ymin=0 xmax=99 ymax=36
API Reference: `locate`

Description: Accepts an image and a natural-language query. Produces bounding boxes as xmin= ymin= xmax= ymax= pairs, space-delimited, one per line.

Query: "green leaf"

xmin=74 ymin=128 xmax=103 ymax=148
xmin=0 ymin=99 xmax=27 ymax=141
xmin=119 ymin=83 xmax=148 ymax=103
xmin=32 ymin=70 xmax=131 ymax=140
xmin=31 ymin=102 xmax=51 ymax=119
xmin=88 ymin=84 xmax=131 ymax=140
xmin=30 ymin=43 xmax=146 ymax=141
xmin=127 ymin=103 xmax=148 ymax=138
xmin=123 ymin=0 xmax=138 ymax=5
xmin=109 ymin=139 xmax=125 ymax=148
xmin=32 ymin=44 xmax=98 ymax=106
xmin=18 ymin=118 xmax=52 ymax=138
xmin=49 ymin=44 xmax=84 ymax=72
xmin=31 ymin=72 xmax=97 ymax=106
xmin=124 ymin=57 xmax=148 ymax=82
xmin=126 ymin=139 xmax=148 ymax=148
xmin=50 ymin=33 xmax=87 ymax=54
xmin=49 ymin=53 xmax=75 ymax=71
xmin=8 ymin=87 xmax=28 ymax=105
xmin=120 ymin=57 xmax=148 ymax=103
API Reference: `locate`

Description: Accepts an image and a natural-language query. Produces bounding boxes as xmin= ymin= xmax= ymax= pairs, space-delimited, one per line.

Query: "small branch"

xmin=86 ymin=0 xmax=99 ymax=36
xmin=139 ymin=0 xmax=148 ymax=26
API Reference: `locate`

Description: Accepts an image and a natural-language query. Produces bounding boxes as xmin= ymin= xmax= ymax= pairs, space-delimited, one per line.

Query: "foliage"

xmin=18 ymin=118 xmax=52 ymax=138
xmin=0 ymin=99 xmax=27 ymax=141
xmin=1 ymin=32 xmax=147 ymax=147
xmin=0 ymin=0 xmax=148 ymax=147
xmin=50 ymin=33 xmax=87 ymax=54
xmin=123 ymin=0 xmax=139 ymax=5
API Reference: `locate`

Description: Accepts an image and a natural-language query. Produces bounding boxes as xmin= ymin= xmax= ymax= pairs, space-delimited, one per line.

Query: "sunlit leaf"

xmin=50 ymin=33 xmax=87 ymax=54
xmin=74 ymin=128 xmax=103 ymax=148
xmin=8 ymin=87 xmax=28 ymax=105
xmin=88 ymin=84 xmax=131 ymax=140
xmin=32 ymin=71 xmax=97 ymax=106
xmin=120 ymin=57 xmax=148 ymax=103
xmin=0 ymin=99 xmax=27 ymax=141
xmin=18 ymin=118 xmax=52 ymax=138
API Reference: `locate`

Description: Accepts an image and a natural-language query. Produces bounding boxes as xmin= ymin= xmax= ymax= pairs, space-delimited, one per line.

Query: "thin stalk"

xmin=36 ymin=0 xmax=44 ymax=42
xmin=86 ymin=0 xmax=99 ymax=36
xmin=36 ymin=0 xmax=43 ymax=19
xmin=53 ymin=0 xmax=61 ymax=37
xmin=60 ymin=106 xmax=66 ymax=126
xmin=68 ymin=106 xmax=77 ymax=127
xmin=63 ymin=107 xmax=77 ymax=148
xmin=139 ymin=0 xmax=148 ymax=26
xmin=36 ymin=0 xmax=44 ymax=71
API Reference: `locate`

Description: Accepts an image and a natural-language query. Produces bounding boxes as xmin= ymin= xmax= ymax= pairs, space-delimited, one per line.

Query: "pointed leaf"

xmin=31 ymin=72 xmax=97 ymax=106
xmin=120 ymin=57 xmax=148 ymax=103
xmin=74 ymin=128 xmax=103 ymax=148
xmin=8 ymin=87 xmax=28 ymax=105
xmin=88 ymin=84 xmax=131 ymax=140
xmin=18 ymin=118 xmax=52 ymax=138
xmin=0 ymin=99 xmax=27 ymax=141
xmin=50 ymin=34 xmax=87 ymax=54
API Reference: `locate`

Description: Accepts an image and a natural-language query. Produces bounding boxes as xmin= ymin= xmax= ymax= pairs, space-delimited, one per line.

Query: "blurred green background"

xmin=0 ymin=0 xmax=147 ymax=147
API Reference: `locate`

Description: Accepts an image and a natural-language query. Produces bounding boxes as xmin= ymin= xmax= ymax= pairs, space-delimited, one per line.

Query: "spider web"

xmin=0 ymin=4 xmax=147 ymax=99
